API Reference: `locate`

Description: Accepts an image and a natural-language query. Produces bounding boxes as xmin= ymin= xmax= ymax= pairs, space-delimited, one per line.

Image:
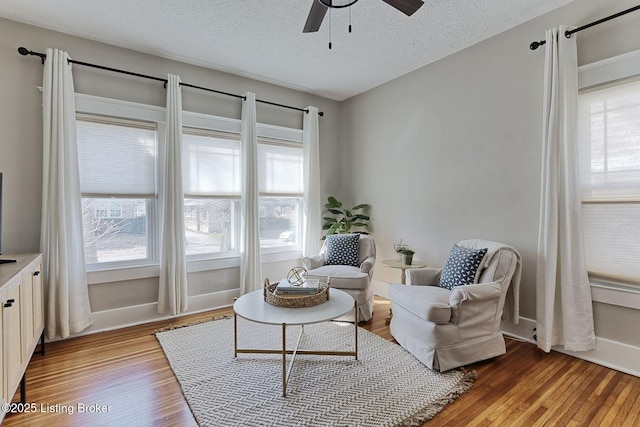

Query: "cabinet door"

xmin=21 ymin=258 xmax=43 ymax=350
xmin=4 ymin=276 xmax=23 ymax=398
xmin=22 ymin=265 xmax=34 ymax=351
xmin=32 ymin=263 xmax=44 ymax=340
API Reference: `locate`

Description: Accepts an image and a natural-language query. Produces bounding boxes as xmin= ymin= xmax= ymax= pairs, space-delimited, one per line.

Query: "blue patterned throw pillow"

xmin=439 ymin=244 xmax=488 ymax=290
xmin=325 ymin=234 xmax=360 ymax=267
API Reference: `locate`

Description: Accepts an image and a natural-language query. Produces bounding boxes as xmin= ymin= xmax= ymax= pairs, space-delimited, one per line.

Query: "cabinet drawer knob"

xmin=7 ymin=299 xmax=15 ymax=304
xmin=4 ymin=302 xmax=13 ymax=308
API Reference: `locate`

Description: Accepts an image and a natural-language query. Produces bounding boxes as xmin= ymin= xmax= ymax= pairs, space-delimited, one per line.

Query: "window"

xmin=257 ymin=138 xmax=303 ymax=249
xmin=75 ymin=93 xmax=305 ymax=271
xmin=182 ymin=128 xmax=240 ymax=257
xmin=77 ymin=114 xmax=158 ymax=267
xmin=578 ymin=78 xmax=640 ymax=287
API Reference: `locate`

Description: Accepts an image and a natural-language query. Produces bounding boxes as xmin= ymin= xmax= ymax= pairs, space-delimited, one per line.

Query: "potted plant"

xmin=400 ymin=249 xmax=415 ymax=265
xmin=322 ymin=196 xmax=370 ymax=239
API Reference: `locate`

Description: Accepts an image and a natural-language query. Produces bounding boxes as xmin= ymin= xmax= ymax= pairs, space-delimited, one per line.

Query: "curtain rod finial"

xmin=530 ymin=40 xmax=546 ymax=50
xmin=18 ymin=47 xmax=30 ymax=56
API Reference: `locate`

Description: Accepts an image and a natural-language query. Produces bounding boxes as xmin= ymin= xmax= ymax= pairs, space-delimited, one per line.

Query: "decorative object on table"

xmin=264 ymin=278 xmax=330 ymax=308
xmin=321 ymin=196 xmax=370 ymax=239
xmin=393 ymin=238 xmax=408 ymax=260
xmin=156 ymin=317 xmax=474 ymax=427
xmin=276 ymin=277 xmax=320 ymax=295
xmin=400 ymin=248 xmax=415 ymax=265
xmin=388 ymin=239 xmax=522 ymax=371
xmin=286 ymin=266 xmax=308 ymax=286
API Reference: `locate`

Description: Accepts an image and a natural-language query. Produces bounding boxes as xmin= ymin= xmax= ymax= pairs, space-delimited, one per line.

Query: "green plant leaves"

xmin=321 ymin=196 xmax=370 ymax=240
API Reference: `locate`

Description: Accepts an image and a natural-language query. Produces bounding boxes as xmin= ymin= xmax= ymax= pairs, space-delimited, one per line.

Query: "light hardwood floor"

xmin=3 ymin=297 xmax=639 ymax=426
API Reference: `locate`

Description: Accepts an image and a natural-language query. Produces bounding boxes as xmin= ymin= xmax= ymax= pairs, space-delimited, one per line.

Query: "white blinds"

xmin=77 ymin=116 xmax=157 ymax=197
xmin=578 ymin=79 xmax=640 ymax=284
xmin=181 ymin=130 xmax=301 ymax=197
xmin=182 ymin=130 xmax=241 ymax=197
xmin=578 ymin=79 xmax=640 ymax=201
xmin=582 ymin=203 xmax=640 ymax=283
xmin=258 ymin=141 xmax=303 ymax=196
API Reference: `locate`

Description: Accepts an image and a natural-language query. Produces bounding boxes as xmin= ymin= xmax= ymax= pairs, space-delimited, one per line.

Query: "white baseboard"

xmin=501 ymin=316 xmax=640 ymax=378
xmin=372 ymin=279 xmax=389 ymax=298
xmin=52 ymin=289 xmax=240 ymax=341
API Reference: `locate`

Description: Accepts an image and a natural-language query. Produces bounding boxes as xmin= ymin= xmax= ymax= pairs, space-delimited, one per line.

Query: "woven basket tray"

xmin=263 ymin=278 xmax=330 ymax=308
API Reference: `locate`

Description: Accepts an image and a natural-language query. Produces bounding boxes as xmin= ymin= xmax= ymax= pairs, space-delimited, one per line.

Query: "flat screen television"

xmin=0 ymin=172 xmax=17 ymax=264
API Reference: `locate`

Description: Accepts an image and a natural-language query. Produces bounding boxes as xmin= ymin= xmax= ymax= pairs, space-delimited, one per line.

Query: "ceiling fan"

xmin=303 ymin=0 xmax=425 ymax=33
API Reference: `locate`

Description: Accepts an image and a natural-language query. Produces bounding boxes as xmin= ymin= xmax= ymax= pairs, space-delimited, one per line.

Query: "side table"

xmin=381 ymin=258 xmax=427 ymax=325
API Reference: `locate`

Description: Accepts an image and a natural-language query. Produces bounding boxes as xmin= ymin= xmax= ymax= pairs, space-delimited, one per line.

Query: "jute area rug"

xmin=156 ymin=317 xmax=475 ymax=427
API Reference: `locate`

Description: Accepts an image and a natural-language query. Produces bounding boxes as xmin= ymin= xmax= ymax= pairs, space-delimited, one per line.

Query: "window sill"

xmin=87 ymin=248 xmax=302 ymax=285
xmin=590 ymin=281 xmax=640 ymax=310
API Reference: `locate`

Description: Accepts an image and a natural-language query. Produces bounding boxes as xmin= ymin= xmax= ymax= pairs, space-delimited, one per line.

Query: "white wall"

xmin=341 ymin=0 xmax=640 ymax=352
xmin=0 ymin=18 xmax=343 ymax=330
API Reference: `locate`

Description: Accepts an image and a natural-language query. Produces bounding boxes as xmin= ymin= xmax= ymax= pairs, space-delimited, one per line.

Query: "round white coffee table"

xmin=233 ymin=288 xmax=358 ymax=397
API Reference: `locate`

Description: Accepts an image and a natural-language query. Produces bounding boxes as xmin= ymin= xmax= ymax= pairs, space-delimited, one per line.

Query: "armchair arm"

xmin=360 ymin=256 xmax=375 ymax=275
xmin=303 ymin=254 xmax=325 ymax=270
xmin=406 ymin=267 xmax=442 ymax=286
xmin=449 ymin=282 xmax=503 ymax=331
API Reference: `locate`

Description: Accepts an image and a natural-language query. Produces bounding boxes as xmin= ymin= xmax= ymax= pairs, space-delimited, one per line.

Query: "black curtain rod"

xmin=529 ymin=4 xmax=640 ymax=50
xmin=17 ymin=47 xmax=324 ymax=117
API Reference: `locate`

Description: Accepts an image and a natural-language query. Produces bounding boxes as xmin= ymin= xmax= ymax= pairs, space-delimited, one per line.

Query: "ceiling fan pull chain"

xmin=349 ymin=5 xmax=352 ymax=33
xmin=329 ymin=7 xmax=333 ymax=49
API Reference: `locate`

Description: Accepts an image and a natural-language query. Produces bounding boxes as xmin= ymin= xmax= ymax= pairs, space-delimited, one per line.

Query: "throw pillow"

xmin=325 ymin=234 xmax=360 ymax=267
xmin=439 ymin=244 xmax=488 ymax=290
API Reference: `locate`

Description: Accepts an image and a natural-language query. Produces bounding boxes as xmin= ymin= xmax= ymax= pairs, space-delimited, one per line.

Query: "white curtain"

xmin=303 ymin=106 xmax=322 ymax=257
xmin=41 ymin=48 xmax=92 ymax=339
xmin=536 ymin=26 xmax=596 ymax=353
xmin=158 ymin=74 xmax=188 ymax=315
xmin=240 ymin=92 xmax=262 ymax=294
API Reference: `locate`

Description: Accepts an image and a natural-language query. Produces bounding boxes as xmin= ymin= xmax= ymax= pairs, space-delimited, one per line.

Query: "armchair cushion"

xmin=439 ymin=244 xmax=488 ymax=290
xmin=388 ymin=284 xmax=452 ymax=324
xmin=325 ymin=234 xmax=360 ymax=266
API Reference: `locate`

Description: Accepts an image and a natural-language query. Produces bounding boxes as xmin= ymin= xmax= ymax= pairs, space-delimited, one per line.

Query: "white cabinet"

xmin=0 ymin=254 xmax=44 ymax=421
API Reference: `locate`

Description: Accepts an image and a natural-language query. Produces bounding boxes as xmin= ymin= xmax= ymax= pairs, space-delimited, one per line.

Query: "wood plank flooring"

xmin=3 ymin=297 xmax=639 ymax=426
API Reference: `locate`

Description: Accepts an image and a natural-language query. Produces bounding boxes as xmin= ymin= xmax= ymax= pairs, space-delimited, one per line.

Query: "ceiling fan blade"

xmin=381 ymin=0 xmax=424 ymax=16
xmin=303 ymin=0 xmax=329 ymax=33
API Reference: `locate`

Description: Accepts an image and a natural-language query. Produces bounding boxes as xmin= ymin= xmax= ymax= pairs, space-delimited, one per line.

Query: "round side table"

xmin=381 ymin=258 xmax=427 ymax=284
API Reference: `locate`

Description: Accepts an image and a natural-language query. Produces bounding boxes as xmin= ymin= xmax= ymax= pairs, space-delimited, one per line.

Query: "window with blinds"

xmin=578 ymin=79 xmax=640 ymax=286
xmin=257 ymin=139 xmax=303 ymax=249
xmin=182 ymin=128 xmax=240 ymax=256
xmin=76 ymin=114 xmax=157 ymax=266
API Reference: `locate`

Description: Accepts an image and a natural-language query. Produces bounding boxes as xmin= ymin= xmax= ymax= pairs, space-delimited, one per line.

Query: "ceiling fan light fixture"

xmin=317 ymin=0 xmax=360 ymax=9
xmin=303 ymin=0 xmax=424 ymax=36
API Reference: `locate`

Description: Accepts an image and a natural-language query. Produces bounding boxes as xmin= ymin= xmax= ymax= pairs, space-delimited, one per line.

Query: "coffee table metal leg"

xmin=282 ymin=323 xmax=287 ymax=396
xmin=282 ymin=324 xmax=306 ymax=397
xmin=354 ymin=300 xmax=358 ymax=360
xmin=234 ymin=312 xmax=238 ymax=357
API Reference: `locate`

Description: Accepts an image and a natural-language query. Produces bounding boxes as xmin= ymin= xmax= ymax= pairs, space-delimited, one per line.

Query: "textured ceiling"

xmin=0 ymin=0 xmax=574 ymax=101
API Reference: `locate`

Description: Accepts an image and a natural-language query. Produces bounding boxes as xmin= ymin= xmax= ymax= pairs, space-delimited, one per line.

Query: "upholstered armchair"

xmin=389 ymin=239 xmax=521 ymax=371
xmin=303 ymin=234 xmax=376 ymax=321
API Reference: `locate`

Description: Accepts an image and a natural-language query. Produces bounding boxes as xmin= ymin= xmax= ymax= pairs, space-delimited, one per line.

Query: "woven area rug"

xmin=156 ymin=317 xmax=475 ymax=427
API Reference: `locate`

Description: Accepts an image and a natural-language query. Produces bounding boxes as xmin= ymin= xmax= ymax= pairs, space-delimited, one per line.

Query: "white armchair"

xmin=389 ymin=239 xmax=521 ymax=371
xmin=303 ymin=234 xmax=376 ymax=321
